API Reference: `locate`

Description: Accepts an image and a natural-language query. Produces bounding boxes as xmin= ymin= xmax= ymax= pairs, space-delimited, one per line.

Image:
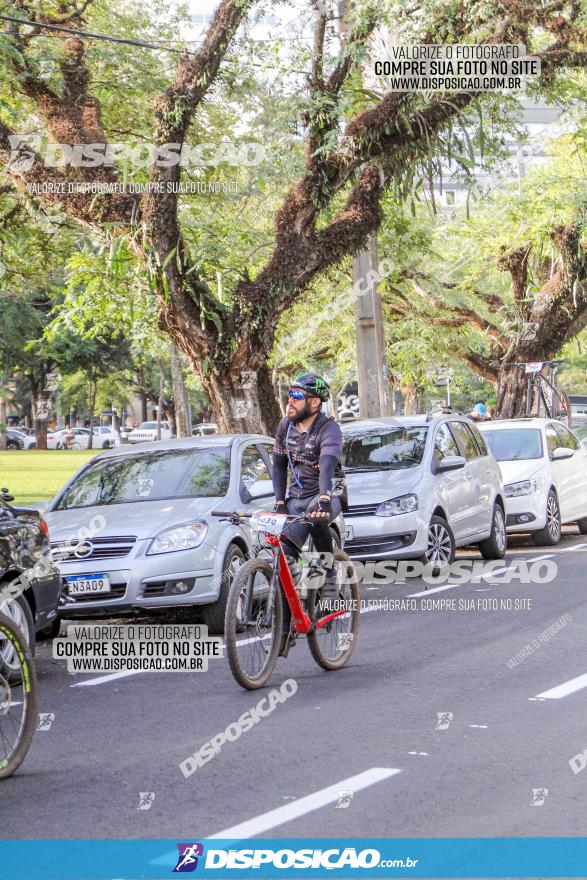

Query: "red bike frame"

xmin=265 ymin=533 xmax=346 ymax=634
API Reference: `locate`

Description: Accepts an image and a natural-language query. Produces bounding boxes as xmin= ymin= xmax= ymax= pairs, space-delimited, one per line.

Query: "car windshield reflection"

xmin=343 ymin=427 xmax=428 ymax=471
xmin=54 ymin=448 xmax=231 ymax=510
xmin=481 ymin=428 xmax=543 ymax=461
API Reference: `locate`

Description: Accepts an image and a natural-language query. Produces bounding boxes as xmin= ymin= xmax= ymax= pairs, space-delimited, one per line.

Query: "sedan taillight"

xmin=39 ymin=518 xmax=49 ymax=538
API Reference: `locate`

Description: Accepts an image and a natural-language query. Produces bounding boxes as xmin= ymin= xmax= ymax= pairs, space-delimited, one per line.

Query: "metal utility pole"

xmin=353 ymin=235 xmax=391 ymax=417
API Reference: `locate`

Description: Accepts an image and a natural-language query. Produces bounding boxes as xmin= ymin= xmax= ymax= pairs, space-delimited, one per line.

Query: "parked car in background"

xmin=6 ymin=428 xmax=36 ymax=450
xmin=478 ymin=418 xmax=587 ymax=545
xmin=572 ymin=424 xmax=587 ymax=450
xmin=192 ymin=423 xmax=218 ymax=436
xmin=47 ymin=426 xmax=121 ymax=450
xmin=44 ymin=435 xmax=320 ymax=633
xmin=0 ymin=488 xmax=62 ymax=681
xmin=127 ymin=421 xmax=172 ymax=443
xmin=341 ymin=414 xmax=506 ymax=565
xmin=120 ymin=426 xmax=134 ymax=443
xmin=569 ymin=394 xmax=587 ymax=427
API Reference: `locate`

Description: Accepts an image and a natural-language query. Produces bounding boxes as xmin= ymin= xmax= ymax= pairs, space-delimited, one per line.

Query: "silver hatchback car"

xmin=340 ymin=415 xmax=506 ymax=564
xmin=44 ymin=436 xmax=287 ymax=633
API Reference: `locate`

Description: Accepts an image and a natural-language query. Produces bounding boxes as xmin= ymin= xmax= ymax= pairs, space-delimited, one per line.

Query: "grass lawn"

xmin=0 ymin=450 xmax=99 ymax=507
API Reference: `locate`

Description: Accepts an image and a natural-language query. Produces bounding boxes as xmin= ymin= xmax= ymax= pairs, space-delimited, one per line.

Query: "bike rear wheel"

xmin=0 ymin=614 xmax=37 ymax=779
xmin=224 ymin=559 xmax=283 ymax=690
xmin=307 ymin=550 xmax=360 ymax=670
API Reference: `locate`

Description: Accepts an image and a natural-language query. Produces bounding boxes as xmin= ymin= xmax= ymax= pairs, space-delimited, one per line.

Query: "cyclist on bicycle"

xmin=272 ymin=372 xmax=347 ymax=606
xmin=63 ymin=425 xmax=75 ymax=449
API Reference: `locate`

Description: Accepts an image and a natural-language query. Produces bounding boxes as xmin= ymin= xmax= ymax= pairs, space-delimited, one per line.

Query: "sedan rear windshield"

xmin=54 ymin=448 xmax=231 ymax=510
xmin=343 ymin=427 xmax=428 ymax=470
xmin=481 ymin=428 xmax=543 ymax=461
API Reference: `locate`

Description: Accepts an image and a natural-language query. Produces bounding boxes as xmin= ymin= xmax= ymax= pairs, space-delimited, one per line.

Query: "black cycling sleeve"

xmin=272 ymin=452 xmax=289 ymax=501
xmin=319 ymin=453 xmax=338 ymax=496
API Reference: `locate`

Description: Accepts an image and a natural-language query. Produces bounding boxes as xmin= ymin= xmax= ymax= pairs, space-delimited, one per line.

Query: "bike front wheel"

xmin=0 ymin=613 xmax=37 ymax=779
xmin=224 ymin=559 xmax=283 ymax=690
xmin=307 ymin=550 xmax=360 ymax=671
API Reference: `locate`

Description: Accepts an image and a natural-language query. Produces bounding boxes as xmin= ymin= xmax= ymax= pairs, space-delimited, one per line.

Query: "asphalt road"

xmin=2 ymin=529 xmax=587 ymax=842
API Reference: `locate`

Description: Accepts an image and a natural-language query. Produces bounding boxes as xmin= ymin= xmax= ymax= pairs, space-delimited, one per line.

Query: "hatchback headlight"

xmin=504 ymin=479 xmax=545 ymax=498
xmin=146 ymin=521 xmax=207 ymax=555
xmin=375 ymin=494 xmax=419 ymax=516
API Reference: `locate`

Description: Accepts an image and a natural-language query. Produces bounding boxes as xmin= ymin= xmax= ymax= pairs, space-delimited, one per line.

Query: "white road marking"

xmin=207 ymin=767 xmax=401 ymax=839
xmin=407 ymin=583 xmax=461 ymax=598
xmin=558 ymin=543 xmax=587 ymax=552
xmin=488 ymin=554 xmax=555 ymax=577
xmin=469 ymin=724 xmax=488 ymax=729
xmin=533 ymin=673 xmax=587 ymax=700
xmin=408 ymin=751 xmax=428 ymax=756
xmin=153 ymin=768 xmax=401 ymax=866
xmin=71 ymin=670 xmax=142 ymax=687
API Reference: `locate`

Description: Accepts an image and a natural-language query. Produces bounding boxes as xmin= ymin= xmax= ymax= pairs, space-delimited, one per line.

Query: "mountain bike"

xmin=512 ymin=360 xmax=572 ymax=427
xmin=212 ymin=510 xmax=360 ymax=690
xmin=0 ymin=613 xmax=37 ymax=779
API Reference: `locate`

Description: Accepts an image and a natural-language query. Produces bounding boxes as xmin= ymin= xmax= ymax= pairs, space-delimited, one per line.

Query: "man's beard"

xmin=289 ymin=400 xmax=314 ymax=423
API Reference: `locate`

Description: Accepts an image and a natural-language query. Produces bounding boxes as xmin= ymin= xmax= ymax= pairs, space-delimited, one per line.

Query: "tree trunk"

xmin=200 ymin=362 xmax=282 ymax=434
xmin=33 ymin=391 xmax=50 ymax=450
xmin=87 ymin=375 xmax=97 ymax=450
xmin=169 ymin=344 xmax=192 ymax=437
xmin=139 ymin=392 xmax=148 ymax=423
xmin=0 ymin=361 xmax=7 ymax=451
xmin=398 ymin=384 xmax=419 ymax=415
xmin=496 ymin=363 xmax=531 ymax=418
xmin=165 ymin=403 xmax=176 ymax=438
xmin=495 ymin=331 xmax=558 ymax=417
xmin=157 ymin=359 xmax=164 ymax=441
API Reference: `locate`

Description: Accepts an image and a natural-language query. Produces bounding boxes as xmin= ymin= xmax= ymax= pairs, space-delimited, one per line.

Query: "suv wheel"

xmin=6 ymin=441 xmax=19 ymax=450
xmin=420 ymin=516 xmax=455 ymax=571
xmin=200 ymin=544 xmax=247 ymax=635
xmin=479 ymin=503 xmax=507 ymax=560
xmin=532 ymin=490 xmax=561 ymax=546
xmin=0 ymin=594 xmax=35 ymax=684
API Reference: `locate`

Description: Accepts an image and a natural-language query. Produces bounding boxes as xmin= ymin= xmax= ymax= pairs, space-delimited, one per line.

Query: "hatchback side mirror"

xmin=437 ymin=455 xmax=466 ymax=472
xmin=552 ymin=446 xmax=574 ymax=461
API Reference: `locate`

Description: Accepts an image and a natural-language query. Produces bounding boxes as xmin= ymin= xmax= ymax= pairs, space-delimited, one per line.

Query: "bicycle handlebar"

xmin=211 ymin=510 xmax=312 ymax=523
xmin=211 ymin=510 xmax=252 ymax=518
xmin=510 ymin=360 xmax=564 ymax=368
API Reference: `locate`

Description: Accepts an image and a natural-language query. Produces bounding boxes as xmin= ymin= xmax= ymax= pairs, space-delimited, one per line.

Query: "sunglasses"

xmin=288 ymin=388 xmax=310 ymax=401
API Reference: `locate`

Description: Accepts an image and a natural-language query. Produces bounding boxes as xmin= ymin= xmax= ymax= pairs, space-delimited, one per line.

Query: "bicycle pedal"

xmin=279 ymin=632 xmax=296 ymax=658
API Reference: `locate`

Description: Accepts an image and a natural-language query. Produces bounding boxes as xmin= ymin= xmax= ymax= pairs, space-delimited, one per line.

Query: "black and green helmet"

xmin=291 ymin=372 xmax=330 ymax=402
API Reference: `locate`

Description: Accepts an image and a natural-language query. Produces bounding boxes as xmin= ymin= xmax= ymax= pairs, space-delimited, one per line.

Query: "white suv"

xmin=341 ymin=415 xmax=506 ymax=565
xmin=128 ymin=421 xmax=171 ymax=443
xmin=478 ymin=418 xmax=587 ymax=545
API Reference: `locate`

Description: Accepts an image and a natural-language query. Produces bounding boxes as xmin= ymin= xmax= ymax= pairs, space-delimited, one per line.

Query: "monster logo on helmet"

xmin=291 ymin=372 xmax=331 ymax=402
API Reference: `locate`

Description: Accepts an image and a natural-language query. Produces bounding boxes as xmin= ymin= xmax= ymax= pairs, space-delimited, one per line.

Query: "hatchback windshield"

xmin=343 ymin=426 xmax=428 ymax=470
xmin=481 ymin=428 xmax=543 ymax=461
xmin=54 ymin=448 xmax=231 ymax=510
